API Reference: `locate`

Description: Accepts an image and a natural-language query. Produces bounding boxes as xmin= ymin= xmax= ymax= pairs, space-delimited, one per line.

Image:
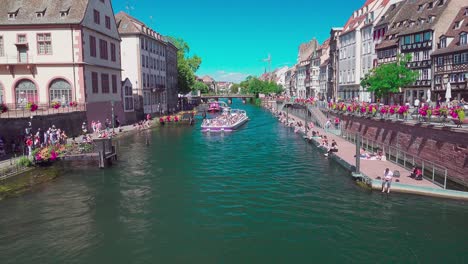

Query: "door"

xmin=18 ymin=47 xmax=27 ymax=63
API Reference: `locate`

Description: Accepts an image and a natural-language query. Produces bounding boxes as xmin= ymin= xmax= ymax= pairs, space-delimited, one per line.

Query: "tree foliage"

xmin=360 ymin=54 xmax=418 ymax=99
xmin=239 ymin=76 xmax=283 ymax=97
xmin=230 ymin=83 xmax=240 ymax=94
xmin=193 ymin=81 xmax=210 ymax=94
xmin=166 ymin=36 xmax=202 ymax=94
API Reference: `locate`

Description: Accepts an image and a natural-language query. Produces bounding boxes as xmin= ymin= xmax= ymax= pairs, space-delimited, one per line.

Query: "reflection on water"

xmin=0 ymin=99 xmax=467 ymax=263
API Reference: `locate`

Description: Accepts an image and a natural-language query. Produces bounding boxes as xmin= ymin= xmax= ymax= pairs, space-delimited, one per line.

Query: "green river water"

xmin=0 ymin=100 xmax=467 ymax=263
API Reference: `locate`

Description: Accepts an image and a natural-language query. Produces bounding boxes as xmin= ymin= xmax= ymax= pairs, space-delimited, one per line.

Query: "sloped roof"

xmin=432 ymin=6 xmax=468 ymax=55
xmin=115 ymin=11 xmax=165 ymax=41
xmin=0 ymin=0 xmax=88 ymax=25
xmin=375 ymin=0 xmax=408 ymax=28
xmin=397 ymin=0 xmax=453 ymax=36
xmin=298 ymin=38 xmax=319 ymax=63
xmin=341 ymin=0 xmax=378 ymax=34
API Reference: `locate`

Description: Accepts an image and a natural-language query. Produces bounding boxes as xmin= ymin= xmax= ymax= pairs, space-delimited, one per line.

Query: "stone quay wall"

xmin=327 ymin=112 xmax=468 ymax=187
xmin=0 ymin=112 xmax=87 ymax=146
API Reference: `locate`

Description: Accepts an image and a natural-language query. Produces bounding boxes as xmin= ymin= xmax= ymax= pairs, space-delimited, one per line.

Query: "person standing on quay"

xmin=382 ymin=168 xmax=393 ymax=193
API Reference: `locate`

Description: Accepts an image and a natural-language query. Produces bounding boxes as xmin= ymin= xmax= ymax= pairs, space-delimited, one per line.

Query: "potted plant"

xmin=69 ymin=101 xmax=78 ymax=107
xmin=26 ymin=102 xmax=38 ymax=112
xmin=51 ymin=101 xmax=61 ymax=109
xmin=0 ymin=103 xmax=8 ymax=113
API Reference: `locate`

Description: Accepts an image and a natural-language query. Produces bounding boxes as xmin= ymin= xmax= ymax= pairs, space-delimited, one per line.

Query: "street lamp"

xmin=111 ymin=100 xmax=115 ymax=134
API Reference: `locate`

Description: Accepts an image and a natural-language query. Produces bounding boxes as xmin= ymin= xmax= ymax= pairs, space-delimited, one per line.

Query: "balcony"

xmin=0 ymin=55 xmax=37 ymax=76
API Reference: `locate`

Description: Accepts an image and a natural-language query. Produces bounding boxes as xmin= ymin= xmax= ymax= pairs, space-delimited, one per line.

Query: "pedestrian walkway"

xmin=279 ymin=110 xmax=468 ymax=200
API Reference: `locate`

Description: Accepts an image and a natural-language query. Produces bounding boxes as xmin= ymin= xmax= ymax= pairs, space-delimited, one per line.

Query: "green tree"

xmin=239 ymin=76 xmax=283 ymax=97
xmin=167 ymin=36 xmax=202 ymax=94
xmin=360 ymin=54 xmax=418 ymax=100
xmin=193 ymin=81 xmax=210 ymax=94
xmin=230 ymin=83 xmax=240 ymax=94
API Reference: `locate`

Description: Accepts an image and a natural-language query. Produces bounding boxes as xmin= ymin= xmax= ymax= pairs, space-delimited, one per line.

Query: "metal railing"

xmin=0 ymin=103 xmax=86 ymax=118
xmin=341 ymin=130 xmax=449 ymax=189
xmin=0 ymin=156 xmax=30 ymax=181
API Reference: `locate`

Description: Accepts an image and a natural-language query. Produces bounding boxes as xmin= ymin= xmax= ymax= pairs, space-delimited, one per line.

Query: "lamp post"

xmin=443 ymin=75 xmax=449 ymax=105
xmin=111 ymin=100 xmax=115 ymax=134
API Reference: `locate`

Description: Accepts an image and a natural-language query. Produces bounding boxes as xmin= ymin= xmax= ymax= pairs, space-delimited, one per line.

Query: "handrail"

xmin=340 ymin=130 xmax=449 ymax=189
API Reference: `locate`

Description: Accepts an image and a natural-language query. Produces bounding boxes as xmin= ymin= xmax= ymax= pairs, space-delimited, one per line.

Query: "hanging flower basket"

xmin=26 ymin=102 xmax=38 ymax=112
xmin=0 ymin=103 xmax=8 ymax=113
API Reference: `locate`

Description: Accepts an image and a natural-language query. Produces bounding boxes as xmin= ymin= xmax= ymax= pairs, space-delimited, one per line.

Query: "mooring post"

xmin=356 ymin=134 xmax=361 ymax=174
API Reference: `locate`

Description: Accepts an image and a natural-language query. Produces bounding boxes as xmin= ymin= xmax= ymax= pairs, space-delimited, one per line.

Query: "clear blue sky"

xmin=113 ymin=0 xmax=363 ymax=82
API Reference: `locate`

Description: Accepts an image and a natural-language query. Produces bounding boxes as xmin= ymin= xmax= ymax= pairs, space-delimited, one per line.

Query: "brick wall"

xmin=331 ymin=113 xmax=468 ymax=187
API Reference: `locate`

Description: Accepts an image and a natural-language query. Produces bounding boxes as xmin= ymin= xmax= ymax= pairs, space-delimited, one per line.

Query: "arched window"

xmin=15 ymin=79 xmax=37 ymax=107
xmin=49 ymin=79 xmax=72 ymax=105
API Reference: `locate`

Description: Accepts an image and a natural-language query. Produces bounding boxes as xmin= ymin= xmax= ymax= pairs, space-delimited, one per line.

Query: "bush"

xmin=17 ymin=157 xmax=33 ymax=167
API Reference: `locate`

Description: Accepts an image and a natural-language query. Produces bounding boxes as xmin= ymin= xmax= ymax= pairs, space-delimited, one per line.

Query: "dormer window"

xmin=440 ymin=37 xmax=447 ymax=48
xmin=8 ymin=9 xmax=19 ymax=20
xmin=60 ymin=8 xmax=70 ymax=17
xmin=437 ymin=0 xmax=444 ymax=6
xmin=429 ymin=16 xmax=435 ymax=23
xmin=461 ymin=33 xmax=467 ymax=46
xmin=428 ymin=2 xmax=434 ymax=9
xmin=418 ymin=4 xmax=424 ymax=11
xmin=36 ymin=9 xmax=46 ymax=18
xmin=454 ymin=21 xmax=462 ymax=29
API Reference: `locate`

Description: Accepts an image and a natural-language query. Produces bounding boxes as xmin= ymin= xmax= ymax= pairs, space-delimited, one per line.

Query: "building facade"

xmin=338 ymin=0 xmax=386 ymax=102
xmin=432 ymin=6 xmax=468 ymax=101
xmin=116 ymin=11 xmax=169 ymax=116
xmin=296 ymin=38 xmax=318 ymax=98
xmin=0 ymin=0 xmax=125 ymax=123
xmin=165 ymin=42 xmax=178 ymax=112
xmin=327 ymin=28 xmax=343 ymax=101
xmin=395 ymin=0 xmax=465 ymax=103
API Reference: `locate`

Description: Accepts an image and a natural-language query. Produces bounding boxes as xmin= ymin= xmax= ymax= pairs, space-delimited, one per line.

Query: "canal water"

xmin=0 ymin=100 xmax=467 ymax=263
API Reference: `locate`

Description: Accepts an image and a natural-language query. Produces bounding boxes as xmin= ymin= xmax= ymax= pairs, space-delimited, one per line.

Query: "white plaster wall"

xmin=120 ymin=36 xmax=140 ymax=89
xmin=0 ymin=28 xmax=76 ymax=64
xmin=1 ymin=66 xmax=80 ymax=104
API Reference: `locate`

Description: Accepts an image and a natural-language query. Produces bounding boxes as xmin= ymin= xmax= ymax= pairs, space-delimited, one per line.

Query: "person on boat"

xmin=174 ymin=116 xmax=179 ymax=122
xmin=159 ymin=117 xmax=165 ymax=125
xmin=166 ymin=116 xmax=171 ymax=122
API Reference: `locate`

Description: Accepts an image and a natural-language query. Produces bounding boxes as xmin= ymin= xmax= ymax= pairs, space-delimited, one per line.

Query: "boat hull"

xmin=201 ymin=118 xmax=249 ymax=132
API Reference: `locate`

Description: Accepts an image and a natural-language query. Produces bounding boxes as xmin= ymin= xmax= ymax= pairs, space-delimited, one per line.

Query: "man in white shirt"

xmin=382 ymin=168 xmax=393 ymax=193
xmin=414 ymin=98 xmax=420 ymax=108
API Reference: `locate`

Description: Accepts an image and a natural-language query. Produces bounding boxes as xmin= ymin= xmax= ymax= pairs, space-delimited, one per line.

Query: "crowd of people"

xmin=202 ymin=111 xmax=246 ymax=128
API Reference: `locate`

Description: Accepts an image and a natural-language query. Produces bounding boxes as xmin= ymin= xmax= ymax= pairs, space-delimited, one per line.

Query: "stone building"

xmin=375 ymin=0 xmax=408 ymax=66
xmin=0 ymin=0 xmax=125 ymax=124
xmin=116 ymin=11 xmax=169 ymax=117
xmin=318 ymin=39 xmax=330 ymax=100
xmin=338 ymin=0 xmax=387 ymax=102
xmin=327 ymin=28 xmax=343 ymax=101
xmin=296 ymin=38 xmax=318 ymax=98
xmin=432 ymin=6 xmax=468 ymax=101
xmin=165 ymin=41 xmax=178 ymax=112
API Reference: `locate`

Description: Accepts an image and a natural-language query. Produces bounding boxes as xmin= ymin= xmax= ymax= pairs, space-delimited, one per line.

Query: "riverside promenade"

xmin=271 ymin=105 xmax=468 ymax=200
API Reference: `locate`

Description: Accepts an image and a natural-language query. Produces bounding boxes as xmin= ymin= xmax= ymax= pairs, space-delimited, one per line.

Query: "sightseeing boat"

xmin=207 ymin=101 xmax=229 ymax=112
xmin=201 ymin=109 xmax=249 ymax=132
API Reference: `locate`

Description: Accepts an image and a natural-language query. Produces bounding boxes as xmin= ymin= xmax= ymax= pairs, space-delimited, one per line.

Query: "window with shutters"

xmin=101 ymin=74 xmax=109 ymax=93
xmin=92 ymin=72 xmax=99 ymax=93
xmin=110 ymin=43 xmax=116 ymax=61
xmin=90 ymin=36 xmax=96 ymax=57
xmin=99 ymin=39 xmax=108 ymax=60
xmin=112 ymin=74 xmax=117 ymax=93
